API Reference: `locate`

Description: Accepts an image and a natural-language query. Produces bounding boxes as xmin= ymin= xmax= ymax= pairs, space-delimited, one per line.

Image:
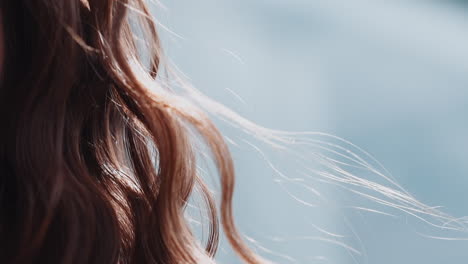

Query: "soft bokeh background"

xmin=155 ymin=0 xmax=468 ymax=263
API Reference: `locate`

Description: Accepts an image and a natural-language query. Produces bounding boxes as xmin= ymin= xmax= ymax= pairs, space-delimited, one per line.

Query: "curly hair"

xmin=0 ymin=0 xmax=263 ymax=263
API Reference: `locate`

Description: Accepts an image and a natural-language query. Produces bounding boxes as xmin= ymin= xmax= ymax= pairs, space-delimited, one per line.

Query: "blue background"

xmin=156 ymin=1 xmax=468 ymax=263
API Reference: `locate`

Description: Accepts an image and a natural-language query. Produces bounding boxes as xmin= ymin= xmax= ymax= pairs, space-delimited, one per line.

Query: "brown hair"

xmin=0 ymin=0 xmax=263 ymax=263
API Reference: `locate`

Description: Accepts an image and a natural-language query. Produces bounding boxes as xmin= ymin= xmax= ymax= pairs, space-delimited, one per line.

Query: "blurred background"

xmin=155 ymin=0 xmax=468 ymax=263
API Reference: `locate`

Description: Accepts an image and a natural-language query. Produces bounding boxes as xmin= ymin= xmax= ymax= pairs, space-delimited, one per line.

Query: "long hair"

xmin=1 ymin=1 xmax=464 ymax=263
xmin=0 ymin=0 xmax=262 ymax=263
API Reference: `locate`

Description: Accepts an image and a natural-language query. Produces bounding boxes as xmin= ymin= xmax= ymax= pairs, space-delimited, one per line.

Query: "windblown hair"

xmin=0 ymin=0 xmax=262 ymax=263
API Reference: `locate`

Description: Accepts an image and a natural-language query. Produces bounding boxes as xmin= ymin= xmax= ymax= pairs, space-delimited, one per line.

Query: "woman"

xmin=0 ymin=0 xmax=265 ymax=263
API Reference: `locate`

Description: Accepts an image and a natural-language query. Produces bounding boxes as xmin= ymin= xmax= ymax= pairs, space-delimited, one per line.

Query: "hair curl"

xmin=0 ymin=1 xmax=262 ymax=263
